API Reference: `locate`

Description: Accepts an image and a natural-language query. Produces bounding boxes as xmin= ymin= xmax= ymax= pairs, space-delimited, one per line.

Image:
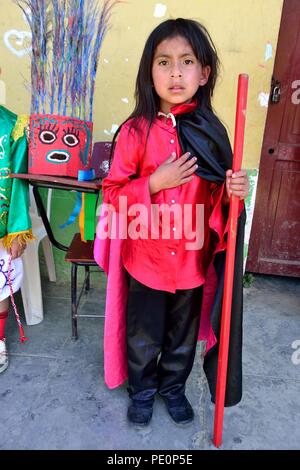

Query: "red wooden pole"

xmin=213 ymin=74 xmax=249 ymax=448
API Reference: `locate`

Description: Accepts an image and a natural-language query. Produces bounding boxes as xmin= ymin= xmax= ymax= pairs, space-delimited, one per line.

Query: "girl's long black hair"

xmin=109 ymin=18 xmax=220 ymax=166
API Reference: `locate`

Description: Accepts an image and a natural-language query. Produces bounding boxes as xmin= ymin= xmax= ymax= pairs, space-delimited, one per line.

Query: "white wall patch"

xmin=0 ymin=81 xmax=6 ymax=105
xmin=110 ymin=124 xmax=119 ymax=134
xmin=104 ymin=125 xmax=119 ymax=136
xmin=154 ymin=3 xmax=167 ymax=18
xmin=3 ymin=29 xmax=32 ymax=57
xmin=22 ymin=7 xmax=32 ymax=25
xmin=258 ymin=92 xmax=269 ymax=107
xmin=264 ymin=42 xmax=273 ymax=61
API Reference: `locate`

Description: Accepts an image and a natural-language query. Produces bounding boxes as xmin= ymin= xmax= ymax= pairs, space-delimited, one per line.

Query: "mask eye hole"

xmin=63 ymin=133 xmax=80 ymax=147
xmin=39 ymin=130 xmax=57 ymax=144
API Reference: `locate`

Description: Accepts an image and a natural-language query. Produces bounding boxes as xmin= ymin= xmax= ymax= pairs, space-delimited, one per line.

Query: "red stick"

xmin=213 ymin=74 xmax=249 ymax=448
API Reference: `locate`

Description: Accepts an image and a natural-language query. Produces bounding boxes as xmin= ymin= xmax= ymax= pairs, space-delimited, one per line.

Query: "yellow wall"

xmin=0 ymin=0 xmax=283 ymax=168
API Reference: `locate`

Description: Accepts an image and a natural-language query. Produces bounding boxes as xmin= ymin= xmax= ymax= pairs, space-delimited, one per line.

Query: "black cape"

xmin=177 ymin=106 xmax=246 ymax=406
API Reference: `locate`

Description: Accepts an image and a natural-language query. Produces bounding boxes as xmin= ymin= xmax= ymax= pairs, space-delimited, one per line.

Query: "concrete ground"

xmin=1 ymin=272 xmax=299 ymax=450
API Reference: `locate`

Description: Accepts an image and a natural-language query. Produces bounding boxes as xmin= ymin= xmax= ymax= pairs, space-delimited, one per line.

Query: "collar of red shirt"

xmin=157 ymin=100 xmax=198 ymax=128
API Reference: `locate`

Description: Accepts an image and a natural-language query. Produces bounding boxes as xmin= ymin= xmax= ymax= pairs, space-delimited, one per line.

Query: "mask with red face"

xmin=28 ymin=114 xmax=93 ymax=177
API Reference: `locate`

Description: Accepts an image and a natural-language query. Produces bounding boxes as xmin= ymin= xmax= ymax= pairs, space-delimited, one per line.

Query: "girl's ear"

xmin=199 ymin=65 xmax=211 ymax=86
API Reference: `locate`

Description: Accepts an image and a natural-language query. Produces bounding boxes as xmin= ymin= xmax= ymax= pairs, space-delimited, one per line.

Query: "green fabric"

xmin=83 ymin=193 xmax=97 ymax=240
xmin=0 ymin=105 xmax=31 ymax=239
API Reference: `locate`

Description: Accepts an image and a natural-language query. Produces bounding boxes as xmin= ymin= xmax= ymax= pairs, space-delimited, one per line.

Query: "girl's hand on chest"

xmin=149 ymin=151 xmax=198 ymax=195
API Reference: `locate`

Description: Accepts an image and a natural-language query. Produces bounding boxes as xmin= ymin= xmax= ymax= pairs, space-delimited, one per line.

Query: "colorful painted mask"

xmin=28 ymin=114 xmax=93 ymax=177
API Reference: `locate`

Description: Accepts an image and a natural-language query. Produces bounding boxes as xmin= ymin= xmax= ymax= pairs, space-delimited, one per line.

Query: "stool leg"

xmin=71 ymin=263 xmax=78 ymax=340
xmin=85 ymin=266 xmax=90 ymax=292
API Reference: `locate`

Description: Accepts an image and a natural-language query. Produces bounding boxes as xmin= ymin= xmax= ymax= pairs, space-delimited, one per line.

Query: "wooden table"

xmin=11 ymin=173 xmax=102 ymax=251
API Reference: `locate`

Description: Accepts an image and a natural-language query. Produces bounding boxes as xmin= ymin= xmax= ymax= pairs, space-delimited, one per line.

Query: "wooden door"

xmin=247 ymin=0 xmax=300 ymax=277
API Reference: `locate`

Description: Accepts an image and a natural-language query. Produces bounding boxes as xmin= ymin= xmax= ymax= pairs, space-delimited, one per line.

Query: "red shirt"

xmin=102 ymin=102 xmax=229 ymax=293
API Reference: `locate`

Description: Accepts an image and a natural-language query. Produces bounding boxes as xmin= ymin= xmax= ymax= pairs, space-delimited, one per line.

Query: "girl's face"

xmin=152 ymin=35 xmax=211 ymax=113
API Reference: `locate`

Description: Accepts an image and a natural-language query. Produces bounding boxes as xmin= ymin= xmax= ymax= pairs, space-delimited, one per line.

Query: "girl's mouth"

xmin=169 ymin=86 xmax=184 ymax=92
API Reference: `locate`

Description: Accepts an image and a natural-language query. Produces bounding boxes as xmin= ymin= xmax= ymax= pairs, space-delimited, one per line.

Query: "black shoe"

xmin=127 ymin=400 xmax=153 ymax=427
xmin=162 ymin=395 xmax=194 ymax=425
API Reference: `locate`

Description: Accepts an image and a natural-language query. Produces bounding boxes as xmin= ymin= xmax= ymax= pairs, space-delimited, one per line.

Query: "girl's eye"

xmin=158 ymin=60 xmax=168 ymax=66
xmin=39 ymin=130 xmax=57 ymax=144
xmin=63 ymin=133 xmax=80 ymax=147
xmin=184 ymin=59 xmax=193 ymax=65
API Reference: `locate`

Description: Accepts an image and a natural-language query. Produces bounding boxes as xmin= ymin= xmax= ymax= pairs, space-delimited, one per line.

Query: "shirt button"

xmin=170 ymin=139 xmax=175 ymax=144
xmin=171 ymin=251 xmax=176 ymax=256
xmin=172 ymin=227 xmax=176 ymax=231
xmin=171 ymin=199 xmax=175 ymax=204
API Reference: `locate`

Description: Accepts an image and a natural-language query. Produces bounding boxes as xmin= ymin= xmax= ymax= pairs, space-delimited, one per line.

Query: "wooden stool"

xmin=65 ymin=233 xmax=104 ymax=339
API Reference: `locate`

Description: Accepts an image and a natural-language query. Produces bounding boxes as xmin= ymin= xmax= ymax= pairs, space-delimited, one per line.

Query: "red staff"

xmin=213 ymin=74 xmax=249 ymax=448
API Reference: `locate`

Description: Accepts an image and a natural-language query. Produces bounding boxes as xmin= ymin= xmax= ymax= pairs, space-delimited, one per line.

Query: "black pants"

xmin=126 ymin=274 xmax=203 ymax=403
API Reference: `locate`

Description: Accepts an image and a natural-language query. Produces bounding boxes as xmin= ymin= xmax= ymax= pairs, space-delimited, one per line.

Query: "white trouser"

xmin=0 ymin=244 xmax=23 ymax=302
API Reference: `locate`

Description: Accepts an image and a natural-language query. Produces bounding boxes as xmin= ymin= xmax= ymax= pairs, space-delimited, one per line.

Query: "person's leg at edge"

xmin=126 ymin=274 xmax=167 ymax=426
xmin=0 ymin=298 xmax=9 ymax=373
xmin=157 ymin=286 xmax=203 ymax=424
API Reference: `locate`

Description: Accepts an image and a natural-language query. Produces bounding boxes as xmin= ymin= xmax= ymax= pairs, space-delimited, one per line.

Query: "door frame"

xmin=246 ymin=0 xmax=300 ymax=276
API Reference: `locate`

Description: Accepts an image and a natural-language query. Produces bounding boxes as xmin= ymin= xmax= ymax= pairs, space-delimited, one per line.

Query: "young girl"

xmin=95 ymin=18 xmax=249 ymax=426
